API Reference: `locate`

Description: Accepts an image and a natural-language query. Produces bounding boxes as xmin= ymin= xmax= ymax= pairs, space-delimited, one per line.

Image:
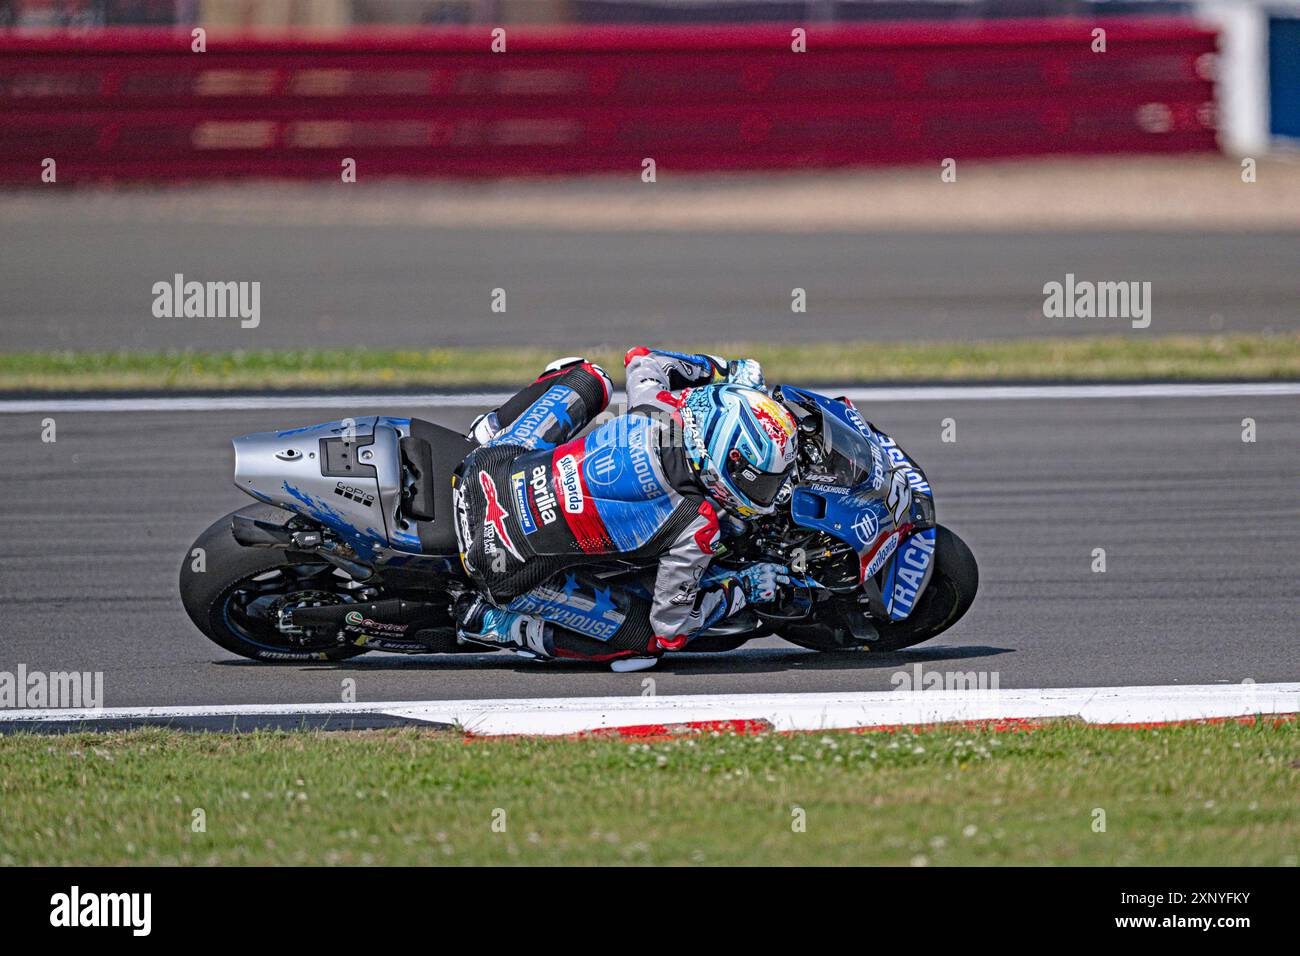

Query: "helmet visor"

xmin=726 ymin=453 xmax=790 ymax=508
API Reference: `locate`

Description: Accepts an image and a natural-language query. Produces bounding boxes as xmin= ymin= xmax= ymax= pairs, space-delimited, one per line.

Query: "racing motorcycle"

xmin=179 ymin=386 xmax=978 ymax=662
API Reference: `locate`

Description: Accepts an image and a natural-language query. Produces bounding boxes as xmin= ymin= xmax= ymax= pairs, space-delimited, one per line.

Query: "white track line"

xmin=4 ymin=683 xmax=1296 ymax=737
xmin=2 ymin=381 xmax=1298 ymax=414
xmin=0 ymin=391 xmax=513 ymax=414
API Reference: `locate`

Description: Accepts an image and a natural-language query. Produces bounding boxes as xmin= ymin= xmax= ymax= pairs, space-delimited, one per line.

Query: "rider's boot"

xmin=465 ymin=411 xmax=501 ymax=446
xmin=542 ymin=356 xmax=587 ymax=374
xmin=455 ymin=593 xmax=551 ymax=659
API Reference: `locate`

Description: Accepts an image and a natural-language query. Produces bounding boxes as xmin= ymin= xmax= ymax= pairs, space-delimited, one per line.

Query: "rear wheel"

xmin=179 ymin=505 xmax=370 ymax=662
xmin=781 ymin=525 xmax=978 ymax=653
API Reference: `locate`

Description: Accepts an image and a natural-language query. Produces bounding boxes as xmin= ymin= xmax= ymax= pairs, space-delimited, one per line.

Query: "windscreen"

xmin=812 ymin=406 xmax=885 ymax=492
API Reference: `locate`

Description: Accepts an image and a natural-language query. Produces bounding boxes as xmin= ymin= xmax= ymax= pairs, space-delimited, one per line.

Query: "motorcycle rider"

xmin=452 ymin=347 xmax=799 ymax=671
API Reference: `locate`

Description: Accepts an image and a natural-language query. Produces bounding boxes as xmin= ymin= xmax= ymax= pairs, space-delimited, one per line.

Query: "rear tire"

xmin=781 ymin=525 xmax=978 ymax=653
xmin=180 ymin=505 xmax=369 ymax=663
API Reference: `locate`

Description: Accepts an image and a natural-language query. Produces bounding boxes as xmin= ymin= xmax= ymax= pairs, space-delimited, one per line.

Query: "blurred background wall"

xmin=0 ymin=0 xmax=1296 ymax=174
xmin=0 ymin=0 xmax=1212 ymax=27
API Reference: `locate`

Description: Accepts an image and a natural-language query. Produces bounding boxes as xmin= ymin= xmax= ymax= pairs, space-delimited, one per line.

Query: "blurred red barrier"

xmin=0 ymin=20 xmax=1219 ymax=182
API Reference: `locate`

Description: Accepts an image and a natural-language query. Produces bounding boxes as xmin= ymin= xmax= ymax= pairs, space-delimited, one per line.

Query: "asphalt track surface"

xmin=1 ymin=393 xmax=1296 ymax=708
xmin=4 ymin=224 xmax=1300 ymax=350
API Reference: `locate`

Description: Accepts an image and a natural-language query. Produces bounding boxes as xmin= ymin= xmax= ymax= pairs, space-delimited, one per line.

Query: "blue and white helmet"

xmin=680 ymin=384 xmax=798 ymax=517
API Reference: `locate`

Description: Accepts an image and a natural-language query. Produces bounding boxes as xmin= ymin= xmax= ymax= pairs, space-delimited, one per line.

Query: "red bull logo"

xmin=751 ymin=396 xmax=795 ymax=454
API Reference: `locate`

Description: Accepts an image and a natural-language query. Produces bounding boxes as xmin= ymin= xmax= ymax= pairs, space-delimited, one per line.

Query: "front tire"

xmin=782 ymin=525 xmax=979 ymax=653
xmin=180 ymin=504 xmax=369 ymax=663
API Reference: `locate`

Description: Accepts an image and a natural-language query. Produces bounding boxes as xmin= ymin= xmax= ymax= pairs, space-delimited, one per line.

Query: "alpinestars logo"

xmin=478 ymin=470 xmax=523 ymax=561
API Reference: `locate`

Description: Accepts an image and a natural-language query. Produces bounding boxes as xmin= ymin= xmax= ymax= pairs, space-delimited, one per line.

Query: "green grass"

xmin=2 ymin=333 xmax=1297 ymax=391
xmin=1 ymin=719 xmax=1295 ymax=865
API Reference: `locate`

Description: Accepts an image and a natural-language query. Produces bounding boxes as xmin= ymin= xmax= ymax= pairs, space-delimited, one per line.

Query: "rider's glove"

xmin=732 ymin=563 xmax=789 ymax=604
xmin=727 ymin=358 xmax=765 ymax=391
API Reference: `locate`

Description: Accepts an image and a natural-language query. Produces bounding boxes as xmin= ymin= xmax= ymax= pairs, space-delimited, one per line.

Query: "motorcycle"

xmin=179 ymin=385 xmax=979 ymax=662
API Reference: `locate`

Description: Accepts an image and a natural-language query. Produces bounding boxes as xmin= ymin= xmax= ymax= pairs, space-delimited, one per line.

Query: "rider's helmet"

xmin=680 ymin=383 xmax=798 ymax=517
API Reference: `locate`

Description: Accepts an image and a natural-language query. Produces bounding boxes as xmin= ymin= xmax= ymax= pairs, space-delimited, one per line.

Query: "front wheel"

xmin=179 ymin=504 xmax=370 ymax=663
xmin=781 ymin=525 xmax=979 ymax=653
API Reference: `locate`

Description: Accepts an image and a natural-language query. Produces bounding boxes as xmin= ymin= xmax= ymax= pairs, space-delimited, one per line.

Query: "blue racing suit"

xmin=452 ymin=349 xmax=757 ymax=661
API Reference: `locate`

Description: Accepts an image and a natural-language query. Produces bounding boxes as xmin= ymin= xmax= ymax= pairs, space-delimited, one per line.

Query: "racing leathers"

xmin=452 ymin=349 xmax=769 ymax=663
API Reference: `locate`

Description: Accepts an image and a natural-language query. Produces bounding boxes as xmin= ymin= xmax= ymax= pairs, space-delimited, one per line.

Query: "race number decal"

xmin=886 ymin=469 xmax=912 ymax=524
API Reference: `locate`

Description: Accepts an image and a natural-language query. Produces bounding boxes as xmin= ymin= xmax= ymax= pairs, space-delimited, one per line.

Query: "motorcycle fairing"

xmin=779 ymin=385 xmax=937 ymax=621
xmin=791 ymin=481 xmax=893 ymax=552
xmin=232 ymin=416 xmax=428 ymax=563
xmin=882 ymin=526 xmax=937 ymax=620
